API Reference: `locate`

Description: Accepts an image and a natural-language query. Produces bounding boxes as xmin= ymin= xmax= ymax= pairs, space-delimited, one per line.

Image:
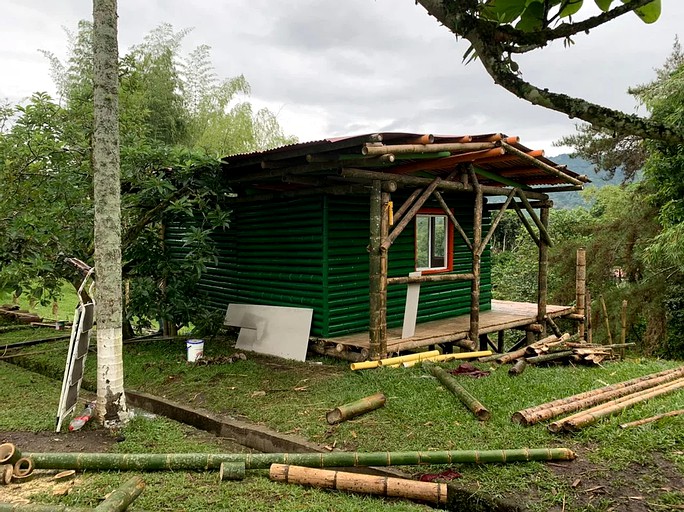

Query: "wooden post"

xmin=537 ymin=206 xmax=549 ymax=333
xmin=620 ymin=300 xmax=628 ymax=359
xmin=368 ymin=181 xmax=387 ymax=359
xmin=469 ymin=168 xmax=483 ymax=348
xmin=586 ymin=289 xmax=593 ymax=344
xmin=576 ymin=248 xmax=586 ymax=340
xmin=600 ymin=295 xmax=613 ymax=345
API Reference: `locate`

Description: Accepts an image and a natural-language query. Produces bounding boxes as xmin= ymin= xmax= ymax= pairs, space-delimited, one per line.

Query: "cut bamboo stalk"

xmin=13 ymin=458 xmax=33 ymax=478
xmin=25 ymin=448 xmax=576 ymax=471
xmin=351 ymin=350 xmax=440 ymax=370
xmin=219 ymin=462 xmax=246 ymax=481
xmin=401 ymin=350 xmax=492 ymax=367
xmin=619 ymin=409 xmax=684 ymax=429
xmin=562 ymin=378 xmax=684 ymax=431
xmin=270 ymin=464 xmax=448 ymax=505
xmin=0 ymin=444 xmax=20 ymax=466
xmin=526 ymin=350 xmax=574 ymax=365
xmin=495 ymin=333 xmax=568 ymax=365
xmin=0 ymin=465 xmax=12 ymax=485
xmin=93 ymin=476 xmax=145 ymax=512
xmin=326 ymin=392 xmax=387 ymax=425
xmin=549 ymin=377 xmax=684 ymax=432
xmin=508 ymin=359 xmax=527 ymax=376
xmin=426 ymin=364 xmax=491 ymax=421
xmin=512 ymin=366 xmax=684 ymax=426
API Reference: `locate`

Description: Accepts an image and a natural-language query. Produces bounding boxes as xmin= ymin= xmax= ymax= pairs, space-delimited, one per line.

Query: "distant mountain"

xmin=546 ymin=153 xmax=633 ymax=210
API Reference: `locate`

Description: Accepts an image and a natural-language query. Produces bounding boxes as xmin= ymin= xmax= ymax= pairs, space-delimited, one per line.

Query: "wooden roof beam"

xmin=390 ymin=148 xmax=505 ymax=175
xmin=362 ymin=141 xmax=506 ymax=156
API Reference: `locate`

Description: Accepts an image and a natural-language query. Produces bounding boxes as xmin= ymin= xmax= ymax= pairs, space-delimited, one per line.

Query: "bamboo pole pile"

xmin=510 ymin=366 xmax=684 ymax=430
xmin=23 ymin=448 xmax=576 ymax=471
xmin=350 ymin=350 xmax=440 ymax=371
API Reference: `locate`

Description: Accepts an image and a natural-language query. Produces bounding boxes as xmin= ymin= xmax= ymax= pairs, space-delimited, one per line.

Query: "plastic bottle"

xmin=69 ymin=401 xmax=95 ymax=431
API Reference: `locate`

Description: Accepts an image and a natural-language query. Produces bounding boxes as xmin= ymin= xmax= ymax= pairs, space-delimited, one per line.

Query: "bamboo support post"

xmin=270 ymin=464 xmax=448 ymax=506
xmin=326 ymin=392 xmax=387 ymax=425
xmin=93 ymin=476 xmax=145 ymax=512
xmin=619 ymin=409 xmax=684 ymax=429
xmin=479 ymin=189 xmax=516 ymax=256
xmin=537 ymin=206 xmax=549 ymax=328
xmin=586 ymin=289 xmax=593 ymax=344
xmin=0 ymin=444 xmax=20 ymax=466
xmin=513 ymin=366 xmax=684 ymax=426
xmin=401 ymin=351 xmax=492 ymax=367
xmin=561 ymin=377 xmax=684 ymax=431
xmin=620 ymin=300 xmax=627 ymax=359
xmin=24 ymin=448 xmax=577 ymax=471
xmin=392 ymin=188 xmax=423 ymax=225
xmin=1 ymin=465 xmax=12 ymax=485
xmin=219 ymin=462 xmax=246 ymax=481
xmin=470 ymin=168 xmax=483 ymax=347
xmin=576 ymin=248 xmax=586 ymax=340
xmin=515 ymin=190 xmax=553 ymax=247
xmin=509 ymin=359 xmax=528 ymax=376
xmin=599 ymin=295 xmax=613 ymax=345
xmin=511 ymin=200 xmax=540 ymax=247
xmin=426 ymin=364 xmax=491 ymax=421
xmin=368 ymin=181 xmax=387 ymax=359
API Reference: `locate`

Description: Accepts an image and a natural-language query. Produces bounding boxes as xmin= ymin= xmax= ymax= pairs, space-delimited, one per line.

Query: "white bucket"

xmin=186 ymin=339 xmax=204 ymax=362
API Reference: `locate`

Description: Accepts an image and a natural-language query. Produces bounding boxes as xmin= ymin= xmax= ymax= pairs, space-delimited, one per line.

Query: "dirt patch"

xmin=546 ymin=447 xmax=684 ymax=511
xmin=1 ymin=429 xmax=117 ymax=454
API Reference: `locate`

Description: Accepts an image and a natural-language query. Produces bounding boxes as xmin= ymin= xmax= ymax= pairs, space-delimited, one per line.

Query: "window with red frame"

xmin=415 ymin=209 xmax=453 ymax=273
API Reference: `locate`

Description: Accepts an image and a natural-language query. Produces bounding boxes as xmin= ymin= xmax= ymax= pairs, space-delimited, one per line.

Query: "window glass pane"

xmin=431 ymin=216 xmax=446 ymax=268
xmin=416 ymin=215 xmax=429 ymax=269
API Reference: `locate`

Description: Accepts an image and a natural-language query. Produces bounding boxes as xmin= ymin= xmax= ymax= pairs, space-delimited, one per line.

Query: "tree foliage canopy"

xmin=0 ymin=22 xmax=294 ymax=334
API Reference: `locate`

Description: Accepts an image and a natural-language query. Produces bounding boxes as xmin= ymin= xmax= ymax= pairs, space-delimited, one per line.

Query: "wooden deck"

xmin=321 ymin=300 xmax=574 ymax=352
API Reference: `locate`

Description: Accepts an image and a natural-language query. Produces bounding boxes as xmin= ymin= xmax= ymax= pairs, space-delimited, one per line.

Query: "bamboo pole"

xmin=478 ymin=189 xmax=516 ymax=257
xmin=350 ymin=350 xmax=441 ymax=370
xmin=516 ymin=190 xmax=553 ymax=247
xmin=512 ymin=366 xmax=684 ymax=426
xmin=433 ymin=191 xmax=472 ymax=251
xmin=0 ymin=444 xmax=20 ymax=466
xmin=620 ymin=300 xmax=627 ymax=359
xmin=586 ymin=289 xmax=593 ymax=344
xmin=526 ymin=351 xmax=574 ymax=365
xmin=326 ymin=392 xmax=387 ymax=425
xmin=537 ymin=206 xmax=549 ymax=327
xmin=500 ymin=141 xmax=584 ymax=186
xmin=469 ymin=168 xmax=483 ymax=346
xmin=13 ymin=458 xmax=33 ymax=478
xmin=362 ymin=141 xmax=498 ymax=156
xmin=219 ymin=462 xmax=246 ymax=481
xmin=576 ymin=248 xmax=586 ymax=340
xmin=0 ymin=505 xmax=91 ymax=512
xmin=599 ymin=295 xmax=613 ymax=345
xmin=401 ymin=351 xmax=492 ymax=367
xmin=426 ymin=364 xmax=491 ymax=421
xmin=93 ymin=476 xmax=145 ymax=512
xmin=494 ymin=333 xmax=567 ymax=365
xmin=387 ymin=273 xmax=474 ymax=285
xmin=270 ymin=464 xmax=448 ymax=506
xmin=562 ymin=378 xmax=684 ymax=431
xmin=368 ymin=181 xmax=387 ymax=359
xmin=619 ymin=409 xmax=684 ymax=429
xmin=509 ymin=359 xmax=527 ymax=376
xmin=25 ymin=448 xmax=577 ymax=471
xmin=392 ymin=188 xmax=423 ymax=225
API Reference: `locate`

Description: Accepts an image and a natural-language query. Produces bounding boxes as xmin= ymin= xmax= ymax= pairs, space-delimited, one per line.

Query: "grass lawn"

xmin=1 ymin=326 xmax=683 ymax=511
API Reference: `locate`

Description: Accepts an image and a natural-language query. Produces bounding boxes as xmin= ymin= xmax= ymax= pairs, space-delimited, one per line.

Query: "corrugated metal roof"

xmin=221 ymin=132 xmax=588 ymax=193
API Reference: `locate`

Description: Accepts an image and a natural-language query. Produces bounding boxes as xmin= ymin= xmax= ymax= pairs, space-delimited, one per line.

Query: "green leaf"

xmin=483 ymin=0 xmax=527 ymax=23
xmin=515 ymin=1 xmax=545 ymax=31
xmin=622 ymin=0 xmax=661 ymax=23
xmin=594 ymin=0 xmax=613 ymax=11
xmin=559 ymin=0 xmax=584 ymax=18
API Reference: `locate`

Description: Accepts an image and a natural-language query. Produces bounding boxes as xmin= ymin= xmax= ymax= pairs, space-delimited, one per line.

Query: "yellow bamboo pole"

xmin=401 ymin=350 xmax=492 ymax=367
xmin=350 ymin=350 xmax=440 ymax=370
xmin=619 ymin=409 xmax=684 ymax=429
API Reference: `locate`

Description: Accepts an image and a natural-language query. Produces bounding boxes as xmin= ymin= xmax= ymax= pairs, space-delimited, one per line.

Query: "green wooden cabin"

xmin=170 ymin=132 xmax=584 ymax=358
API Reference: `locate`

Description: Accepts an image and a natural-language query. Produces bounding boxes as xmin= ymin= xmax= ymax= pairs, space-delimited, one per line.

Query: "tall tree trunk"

xmin=92 ymin=0 xmax=128 ymax=426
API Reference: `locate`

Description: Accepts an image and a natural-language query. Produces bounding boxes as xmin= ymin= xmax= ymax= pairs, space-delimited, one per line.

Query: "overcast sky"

xmin=2 ymin=1 xmax=682 ymax=155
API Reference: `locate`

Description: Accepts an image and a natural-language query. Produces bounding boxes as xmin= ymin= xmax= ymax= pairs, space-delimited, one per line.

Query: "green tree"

xmin=415 ymin=1 xmax=680 ymax=143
